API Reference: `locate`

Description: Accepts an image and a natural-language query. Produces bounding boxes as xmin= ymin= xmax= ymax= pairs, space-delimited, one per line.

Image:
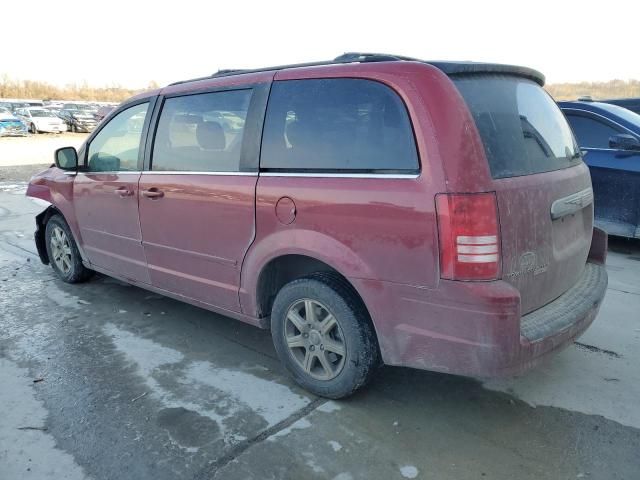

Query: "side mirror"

xmin=609 ymin=134 xmax=640 ymax=151
xmin=54 ymin=147 xmax=78 ymax=170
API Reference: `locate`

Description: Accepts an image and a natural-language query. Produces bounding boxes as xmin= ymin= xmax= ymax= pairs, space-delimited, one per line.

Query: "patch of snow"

xmin=317 ymin=401 xmax=341 ymax=413
xmin=332 ymin=474 xmax=353 ymax=480
xmin=185 ymin=361 xmax=309 ymax=427
xmin=267 ymin=417 xmax=312 ymax=440
xmin=328 ymin=440 xmax=342 ymax=452
xmin=400 ymin=465 xmax=419 ymax=478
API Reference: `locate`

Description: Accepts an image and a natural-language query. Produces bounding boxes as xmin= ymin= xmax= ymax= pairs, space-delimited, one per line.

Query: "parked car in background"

xmin=58 ymin=108 xmax=98 ymax=133
xmin=559 ymin=100 xmax=640 ymax=238
xmin=0 ymin=110 xmax=28 ymax=136
xmin=27 ymin=53 xmax=608 ymax=398
xmin=95 ymin=105 xmax=115 ymax=122
xmin=600 ymin=98 xmax=640 ymax=115
xmin=15 ymin=107 xmax=67 ymax=134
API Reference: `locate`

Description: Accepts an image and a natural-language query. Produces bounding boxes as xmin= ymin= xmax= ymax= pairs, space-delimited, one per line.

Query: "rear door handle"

xmin=142 ymin=188 xmax=164 ymax=199
xmin=114 ymin=187 xmax=133 ymax=197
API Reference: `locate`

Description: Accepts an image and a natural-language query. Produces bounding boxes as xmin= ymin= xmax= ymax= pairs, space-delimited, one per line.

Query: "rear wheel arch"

xmin=255 ymin=254 xmax=378 ymax=340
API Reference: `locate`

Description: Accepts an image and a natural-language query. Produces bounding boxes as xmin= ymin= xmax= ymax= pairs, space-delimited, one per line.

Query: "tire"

xmin=71 ymin=124 xmax=77 ymax=133
xmin=30 ymin=123 xmax=37 ymax=134
xmin=44 ymin=215 xmax=93 ymax=283
xmin=271 ymin=274 xmax=380 ymax=399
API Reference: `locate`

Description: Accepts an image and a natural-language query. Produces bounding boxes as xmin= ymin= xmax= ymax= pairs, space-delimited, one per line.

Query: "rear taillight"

xmin=435 ymin=192 xmax=501 ymax=281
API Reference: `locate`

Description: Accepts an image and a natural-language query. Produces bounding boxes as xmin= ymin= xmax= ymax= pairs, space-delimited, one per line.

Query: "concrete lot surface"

xmin=0 ymin=169 xmax=639 ymax=479
xmin=0 ymin=133 xmax=87 ymax=168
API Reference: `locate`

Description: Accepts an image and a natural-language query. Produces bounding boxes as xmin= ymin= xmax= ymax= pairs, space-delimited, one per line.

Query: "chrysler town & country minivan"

xmin=26 ymin=53 xmax=608 ymax=398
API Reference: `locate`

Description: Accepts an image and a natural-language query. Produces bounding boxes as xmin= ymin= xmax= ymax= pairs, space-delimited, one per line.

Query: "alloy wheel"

xmin=284 ymin=299 xmax=347 ymax=380
xmin=50 ymin=226 xmax=72 ymax=274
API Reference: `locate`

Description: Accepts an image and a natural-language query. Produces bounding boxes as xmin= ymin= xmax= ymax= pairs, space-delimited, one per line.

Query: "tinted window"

xmin=454 ymin=75 xmax=581 ymax=179
xmin=87 ymin=103 xmax=148 ymax=172
xmin=152 ymin=89 xmax=252 ymax=172
xmin=261 ymin=79 xmax=418 ymax=172
xmin=565 ymin=113 xmax=625 ymax=149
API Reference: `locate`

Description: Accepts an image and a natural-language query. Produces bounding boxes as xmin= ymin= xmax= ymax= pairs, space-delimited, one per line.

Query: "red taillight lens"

xmin=435 ymin=192 xmax=501 ymax=281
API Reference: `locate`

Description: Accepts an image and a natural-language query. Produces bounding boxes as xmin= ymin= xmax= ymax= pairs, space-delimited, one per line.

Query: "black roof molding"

xmin=428 ymin=61 xmax=545 ymax=86
xmin=169 ymin=52 xmax=545 ymax=87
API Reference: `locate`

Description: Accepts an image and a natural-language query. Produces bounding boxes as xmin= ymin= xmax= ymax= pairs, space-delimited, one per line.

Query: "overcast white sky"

xmin=3 ymin=0 xmax=638 ymax=88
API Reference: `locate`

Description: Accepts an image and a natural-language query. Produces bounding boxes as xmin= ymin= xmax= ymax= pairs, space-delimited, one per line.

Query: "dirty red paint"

xmin=26 ymin=60 xmax=608 ymax=378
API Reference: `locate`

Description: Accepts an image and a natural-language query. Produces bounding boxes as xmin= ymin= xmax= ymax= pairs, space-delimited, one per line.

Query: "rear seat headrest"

xmin=196 ymin=121 xmax=225 ymax=150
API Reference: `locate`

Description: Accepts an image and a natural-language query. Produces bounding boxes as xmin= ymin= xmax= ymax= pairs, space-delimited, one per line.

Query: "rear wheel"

xmin=271 ymin=274 xmax=379 ymax=399
xmin=45 ymin=215 xmax=93 ymax=283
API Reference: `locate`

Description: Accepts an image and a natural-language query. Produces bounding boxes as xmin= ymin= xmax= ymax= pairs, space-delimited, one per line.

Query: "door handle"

xmin=142 ymin=188 xmax=164 ymax=199
xmin=114 ymin=187 xmax=133 ymax=197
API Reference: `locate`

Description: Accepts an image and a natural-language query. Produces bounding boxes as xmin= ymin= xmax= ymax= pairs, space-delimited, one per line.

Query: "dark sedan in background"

xmin=559 ymin=100 xmax=640 ymax=239
xmin=58 ymin=108 xmax=98 ymax=133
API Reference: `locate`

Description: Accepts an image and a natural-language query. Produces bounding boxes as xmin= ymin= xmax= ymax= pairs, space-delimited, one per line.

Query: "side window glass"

xmin=87 ymin=103 xmax=148 ymax=172
xmin=565 ymin=114 xmax=623 ymax=149
xmin=260 ymin=79 xmax=419 ymax=172
xmin=151 ymin=89 xmax=252 ymax=172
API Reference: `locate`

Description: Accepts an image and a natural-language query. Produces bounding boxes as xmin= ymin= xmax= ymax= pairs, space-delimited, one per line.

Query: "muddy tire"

xmin=45 ymin=215 xmax=93 ymax=283
xmin=271 ymin=274 xmax=380 ymax=399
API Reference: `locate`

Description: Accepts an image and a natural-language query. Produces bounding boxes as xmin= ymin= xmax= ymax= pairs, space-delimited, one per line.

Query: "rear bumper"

xmin=352 ymin=260 xmax=607 ymax=378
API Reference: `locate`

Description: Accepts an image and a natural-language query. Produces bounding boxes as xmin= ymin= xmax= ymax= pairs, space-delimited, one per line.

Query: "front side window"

xmin=87 ymin=102 xmax=148 ymax=172
xmin=260 ymin=79 xmax=419 ymax=172
xmin=564 ymin=113 xmax=624 ymax=149
xmin=151 ymin=89 xmax=252 ymax=172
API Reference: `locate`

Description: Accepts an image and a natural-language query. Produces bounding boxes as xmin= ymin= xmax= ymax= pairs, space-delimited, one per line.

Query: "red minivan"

xmin=27 ymin=53 xmax=608 ymax=398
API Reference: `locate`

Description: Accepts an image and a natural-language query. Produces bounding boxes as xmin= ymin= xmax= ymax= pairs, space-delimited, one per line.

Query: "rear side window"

xmin=564 ymin=113 xmax=624 ymax=149
xmin=152 ymin=89 xmax=252 ymax=172
xmin=260 ymin=79 xmax=419 ymax=172
xmin=454 ymin=75 xmax=581 ymax=179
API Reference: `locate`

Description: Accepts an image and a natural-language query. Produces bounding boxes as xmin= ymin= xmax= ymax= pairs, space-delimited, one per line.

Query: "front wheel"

xmin=30 ymin=123 xmax=37 ymax=134
xmin=271 ymin=274 xmax=380 ymax=399
xmin=45 ymin=215 xmax=93 ymax=283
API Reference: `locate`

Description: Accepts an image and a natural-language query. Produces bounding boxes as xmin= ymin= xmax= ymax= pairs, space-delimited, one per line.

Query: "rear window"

xmin=260 ymin=79 xmax=419 ymax=173
xmin=454 ymin=75 xmax=581 ymax=179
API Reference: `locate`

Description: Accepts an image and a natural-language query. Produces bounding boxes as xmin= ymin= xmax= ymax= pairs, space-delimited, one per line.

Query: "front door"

xmin=73 ymin=101 xmax=152 ymax=283
xmin=139 ymin=88 xmax=261 ymax=311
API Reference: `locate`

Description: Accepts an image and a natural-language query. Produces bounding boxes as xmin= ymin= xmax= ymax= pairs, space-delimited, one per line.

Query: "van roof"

xmin=168 ymin=52 xmax=546 ymax=87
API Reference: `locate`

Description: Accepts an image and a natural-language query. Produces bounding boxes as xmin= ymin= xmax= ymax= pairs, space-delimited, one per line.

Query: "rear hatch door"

xmin=454 ymin=75 xmax=593 ymax=314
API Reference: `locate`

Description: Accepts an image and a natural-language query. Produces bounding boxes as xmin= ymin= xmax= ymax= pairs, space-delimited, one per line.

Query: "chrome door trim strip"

xmin=259 ymin=172 xmax=420 ymax=179
xmin=141 ymin=171 xmax=257 ymax=176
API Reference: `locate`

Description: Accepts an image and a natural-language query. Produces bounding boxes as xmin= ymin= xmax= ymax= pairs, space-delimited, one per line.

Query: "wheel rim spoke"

xmin=302 ymin=349 xmax=314 ymax=373
xmin=286 ymin=310 xmax=306 ymax=332
xmin=286 ymin=334 xmax=306 ymax=349
xmin=317 ymin=351 xmax=334 ymax=378
xmin=323 ymin=338 xmax=345 ymax=357
xmin=319 ymin=314 xmax=337 ymax=335
xmin=304 ymin=300 xmax=317 ymax=324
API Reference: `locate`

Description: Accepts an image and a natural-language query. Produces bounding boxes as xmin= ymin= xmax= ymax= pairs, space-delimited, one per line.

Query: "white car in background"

xmin=15 ymin=107 xmax=67 ymax=134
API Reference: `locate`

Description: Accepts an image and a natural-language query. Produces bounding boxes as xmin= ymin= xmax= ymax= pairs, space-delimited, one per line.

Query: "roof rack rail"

xmin=167 ymin=53 xmax=546 ymax=88
xmin=213 ymin=69 xmax=247 ymax=77
xmin=168 ymin=52 xmax=413 ymax=86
